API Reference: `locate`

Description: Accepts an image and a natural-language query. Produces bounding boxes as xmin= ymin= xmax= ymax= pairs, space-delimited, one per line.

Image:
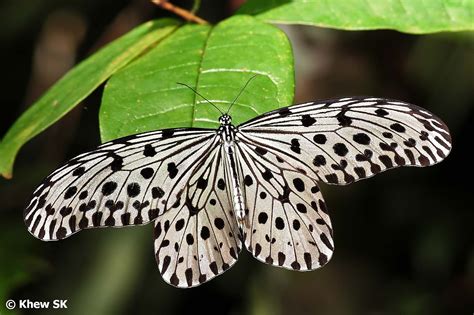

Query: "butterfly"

xmin=24 ymin=80 xmax=452 ymax=288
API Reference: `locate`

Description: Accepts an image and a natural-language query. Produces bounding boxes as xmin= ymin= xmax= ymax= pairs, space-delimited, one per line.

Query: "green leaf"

xmin=100 ymin=15 xmax=294 ymax=141
xmin=238 ymin=0 xmax=474 ymax=34
xmin=0 ymin=19 xmax=180 ymax=179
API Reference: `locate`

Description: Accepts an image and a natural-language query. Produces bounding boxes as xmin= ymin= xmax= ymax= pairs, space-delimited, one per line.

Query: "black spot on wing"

xmin=262 ymin=168 xmax=273 ymax=181
xmin=72 ymin=166 xmax=85 ymax=176
xmin=196 ymin=177 xmax=208 ymax=189
xmin=152 ymin=187 xmax=165 ymax=199
xmin=275 ymin=217 xmax=285 ymax=230
xmin=144 ymin=144 xmax=157 ymax=157
xmin=167 ymin=162 xmax=178 ymax=179
xmin=255 ymin=147 xmax=267 ymax=156
xmin=353 ymin=133 xmax=371 ymax=145
xmin=64 ymin=186 xmax=77 ymax=199
xmin=336 ymin=109 xmax=352 ymax=126
xmin=313 ymin=134 xmax=327 ymax=144
xmin=313 ymin=155 xmax=326 ymax=167
xmin=258 ymin=212 xmax=268 ymax=224
xmin=290 ymin=139 xmax=301 ymax=154
xmin=200 ymin=226 xmax=210 ymax=240
xmin=109 ymin=153 xmax=123 ymax=171
xmin=278 ymin=107 xmax=292 ymax=117
xmin=214 ymin=218 xmax=225 ymax=230
xmin=292 ymin=178 xmax=305 ymax=192
xmin=333 ymin=143 xmax=348 ymax=156
xmin=217 ymin=178 xmax=226 ymax=190
xmin=127 ymin=183 xmax=140 ymax=197
xmin=301 ymin=114 xmax=316 ymax=127
xmin=140 ymin=167 xmax=154 ymax=179
xmin=161 ymin=129 xmax=174 ymax=139
xmin=375 ymin=108 xmax=389 ymax=116
xmin=244 ymin=175 xmax=253 ymax=186
xmin=390 ymin=123 xmax=406 ymax=133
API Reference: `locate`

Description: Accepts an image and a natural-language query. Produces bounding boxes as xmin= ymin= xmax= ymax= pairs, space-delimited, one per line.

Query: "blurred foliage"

xmin=0 ymin=225 xmax=47 ymax=305
xmin=0 ymin=0 xmax=473 ymax=315
xmin=0 ymin=18 xmax=179 ymax=178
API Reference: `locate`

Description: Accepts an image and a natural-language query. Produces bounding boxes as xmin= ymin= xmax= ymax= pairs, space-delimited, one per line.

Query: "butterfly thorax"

xmin=218 ymin=115 xmax=247 ymax=227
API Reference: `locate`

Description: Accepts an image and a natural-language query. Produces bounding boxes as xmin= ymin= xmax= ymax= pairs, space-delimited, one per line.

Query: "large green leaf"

xmin=0 ymin=19 xmax=180 ymax=178
xmin=238 ymin=0 xmax=474 ymax=33
xmin=100 ymin=15 xmax=294 ymax=141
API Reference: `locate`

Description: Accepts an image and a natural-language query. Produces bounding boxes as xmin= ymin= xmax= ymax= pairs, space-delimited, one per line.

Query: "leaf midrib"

xmin=191 ymin=26 xmax=214 ymax=127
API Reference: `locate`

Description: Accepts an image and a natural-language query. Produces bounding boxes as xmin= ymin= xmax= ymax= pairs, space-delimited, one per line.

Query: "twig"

xmin=190 ymin=0 xmax=201 ymax=14
xmin=151 ymin=0 xmax=208 ymax=25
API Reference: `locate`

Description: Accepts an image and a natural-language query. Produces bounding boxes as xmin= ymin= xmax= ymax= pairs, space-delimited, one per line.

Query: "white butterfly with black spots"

xmin=24 ymin=96 xmax=451 ymax=288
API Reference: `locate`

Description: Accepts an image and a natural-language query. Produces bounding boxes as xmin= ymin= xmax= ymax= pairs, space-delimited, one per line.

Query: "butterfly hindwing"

xmin=235 ymin=138 xmax=334 ymax=270
xmin=24 ymin=129 xmax=218 ymax=241
xmin=239 ymin=97 xmax=452 ymax=185
xmin=154 ymin=144 xmax=241 ymax=288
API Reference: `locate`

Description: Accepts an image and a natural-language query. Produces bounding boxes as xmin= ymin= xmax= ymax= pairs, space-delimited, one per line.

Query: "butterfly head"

xmin=219 ymin=114 xmax=232 ymax=125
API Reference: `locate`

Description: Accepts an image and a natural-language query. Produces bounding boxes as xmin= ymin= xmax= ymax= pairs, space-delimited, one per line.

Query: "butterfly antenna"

xmin=177 ymin=82 xmax=224 ymax=115
xmin=226 ymin=74 xmax=259 ymax=114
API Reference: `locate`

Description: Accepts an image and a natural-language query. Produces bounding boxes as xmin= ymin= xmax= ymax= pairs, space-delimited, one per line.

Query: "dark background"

xmin=1 ymin=1 xmax=473 ymax=314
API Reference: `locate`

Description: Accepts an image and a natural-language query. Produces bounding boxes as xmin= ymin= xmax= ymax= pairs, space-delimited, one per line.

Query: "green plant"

xmin=1 ymin=0 xmax=472 ymax=179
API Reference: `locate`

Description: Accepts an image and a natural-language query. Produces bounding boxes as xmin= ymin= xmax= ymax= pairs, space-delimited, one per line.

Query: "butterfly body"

xmin=217 ymin=115 xmax=247 ymax=225
xmin=24 ymin=97 xmax=451 ymax=288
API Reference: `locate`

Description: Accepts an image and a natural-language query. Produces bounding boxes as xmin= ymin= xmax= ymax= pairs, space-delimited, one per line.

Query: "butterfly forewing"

xmin=239 ymin=98 xmax=451 ymax=185
xmin=154 ymin=143 xmax=241 ymax=288
xmin=24 ymin=129 xmax=217 ymax=241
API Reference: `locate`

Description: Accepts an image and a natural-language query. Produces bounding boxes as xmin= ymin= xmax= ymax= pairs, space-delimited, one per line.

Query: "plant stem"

xmin=151 ymin=0 xmax=208 ymax=25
